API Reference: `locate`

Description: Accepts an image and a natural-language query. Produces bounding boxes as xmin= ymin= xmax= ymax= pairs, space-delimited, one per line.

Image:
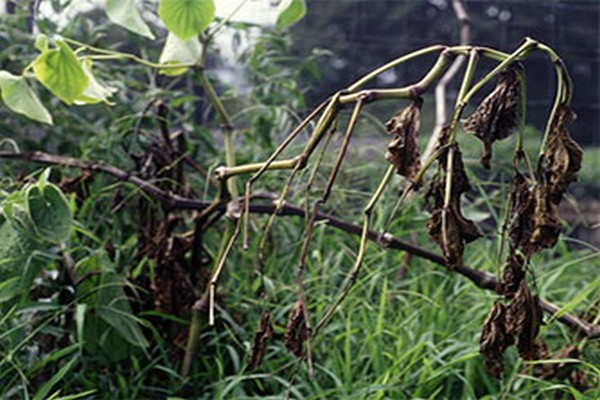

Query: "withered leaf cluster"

xmin=385 ymin=98 xmax=423 ymax=181
xmin=508 ymin=105 xmax=582 ymax=255
xmin=544 ymin=105 xmax=583 ymax=203
xmin=285 ymin=301 xmax=307 ymax=357
xmin=480 ymin=280 xmax=545 ymax=376
xmin=248 ymin=310 xmax=274 ymax=369
xmin=498 ymin=251 xmax=525 ymax=298
xmin=426 ymin=135 xmax=481 ymax=268
xmin=462 ymin=64 xmax=522 ymax=169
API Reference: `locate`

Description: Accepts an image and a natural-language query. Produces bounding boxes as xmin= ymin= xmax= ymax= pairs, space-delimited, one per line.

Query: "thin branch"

xmin=1 ymin=150 xmax=598 ymax=339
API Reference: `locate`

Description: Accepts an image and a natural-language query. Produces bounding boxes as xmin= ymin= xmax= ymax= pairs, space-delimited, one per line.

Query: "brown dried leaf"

xmin=506 ymin=280 xmax=544 ymax=360
xmin=530 ymin=184 xmax=561 ymax=250
xmin=248 ymin=310 xmax=274 ymax=369
xmin=462 ymin=65 xmax=522 ymax=169
xmin=285 ymin=301 xmax=307 ymax=357
xmin=545 ymin=105 xmax=583 ymax=202
xmin=499 ymin=251 xmax=525 ymax=298
xmin=531 ymin=345 xmax=579 ymax=380
xmin=426 ymin=148 xmax=481 ymax=268
xmin=480 ymin=301 xmax=513 ymax=378
xmin=508 ymin=173 xmax=535 ymax=252
xmin=385 ymin=98 xmax=423 ymax=181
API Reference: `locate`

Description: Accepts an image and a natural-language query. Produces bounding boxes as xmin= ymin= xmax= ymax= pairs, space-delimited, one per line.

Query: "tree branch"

xmin=1 ymin=150 xmax=598 ymax=339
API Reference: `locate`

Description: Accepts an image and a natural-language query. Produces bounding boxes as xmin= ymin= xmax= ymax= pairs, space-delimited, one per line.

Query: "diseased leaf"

xmin=285 ymin=301 xmax=306 ymax=357
xmin=426 ymin=143 xmax=480 ymax=269
xmin=479 ymin=301 xmax=513 ymax=378
xmin=105 ymin=0 xmax=155 ymax=39
xmin=159 ymin=32 xmax=202 ymax=76
xmin=385 ymin=98 xmax=422 ymax=181
xmin=0 ymin=71 xmax=53 ymax=124
xmin=159 ymin=0 xmax=215 ymax=41
xmin=531 ymin=344 xmax=579 ymax=380
xmin=530 ymin=184 xmax=561 ymax=250
xmin=508 ymin=172 xmax=534 ymax=252
xmin=544 ymin=105 xmax=583 ymax=202
xmin=505 ymin=280 xmax=543 ymax=360
xmin=499 ymin=250 xmax=525 ymax=299
xmin=462 ymin=64 xmax=522 ymax=169
xmin=33 ymin=40 xmax=88 ymax=105
xmin=248 ymin=310 xmax=274 ymax=369
xmin=276 ymin=0 xmax=307 ymax=30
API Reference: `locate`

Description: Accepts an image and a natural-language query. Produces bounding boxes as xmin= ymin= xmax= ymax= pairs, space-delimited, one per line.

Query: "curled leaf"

xmin=248 ymin=310 xmax=274 ymax=369
xmin=505 ymin=280 xmax=543 ymax=360
xmin=285 ymin=301 xmax=306 ymax=357
xmin=426 ymin=145 xmax=480 ymax=269
xmin=530 ymin=184 xmax=561 ymax=250
xmin=480 ymin=301 xmax=513 ymax=378
xmin=462 ymin=64 xmax=522 ymax=169
xmin=544 ymin=105 xmax=583 ymax=202
xmin=385 ymin=98 xmax=422 ymax=181
xmin=508 ymin=173 xmax=534 ymax=252
xmin=499 ymin=250 xmax=525 ymax=299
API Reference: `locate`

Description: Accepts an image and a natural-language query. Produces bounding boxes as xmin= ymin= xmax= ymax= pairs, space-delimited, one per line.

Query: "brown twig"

xmin=1 ymin=150 xmax=599 ymax=339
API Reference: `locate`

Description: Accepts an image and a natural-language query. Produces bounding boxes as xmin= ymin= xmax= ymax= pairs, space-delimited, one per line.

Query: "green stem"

xmin=62 ymin=37 xmax=197 ymax=70
xmin=198 ymin=69 xmax=238 ymax=198
xmin=538 ymin=60 xmax=565 ymax=157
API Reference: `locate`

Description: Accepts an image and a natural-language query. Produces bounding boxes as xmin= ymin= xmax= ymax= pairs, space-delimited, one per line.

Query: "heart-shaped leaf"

xmin=0 ymin=71 xmax=53 ymax=125
xmin=159 ymin=32 xmax=202 ymax=76
xmin=105 ymin=0 xmax=155 ymax=39
xmin=75 ymin=60 xmax=116 ymax=105
xmin=26 ymin=182 xmax=72 ymax=242
xmin=33 ymin=40 xmax=88 ymax=105
xmin=276 ymin=0 xmax=306 ymax=30
xmin=159 ymin=0 xmax=215 ymax=41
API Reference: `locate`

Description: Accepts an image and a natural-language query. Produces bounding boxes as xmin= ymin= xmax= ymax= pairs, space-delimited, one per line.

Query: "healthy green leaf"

xmin=34 ymin=34 xmax=49 ymax=52
xmin=26 ymin=182 xmax=72 ymax=242
xmin=276 ymin=0 xmax=307 ymax=30
xmin=33 ymin=40 xmax=88 ymax=105
xmin=0 ymin=71 xmax=53 ymax=125
xmin=159 ymin=0 xmax=215 ymax=41
xmin=105 ymin=0 xmax=155 ymax=39
xmin=159 ymin=32 xmax=202 ymax=76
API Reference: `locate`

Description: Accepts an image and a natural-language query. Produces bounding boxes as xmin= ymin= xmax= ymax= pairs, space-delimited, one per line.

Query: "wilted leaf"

xmin=531 ymin=344 xmax=579 ymax=380
xmin=276 ymin=0 xmax=307 ymax=30
xmin=426 ymin=145 xmax=480 ymax=269
xmin=105 ymin=0 xmax=155 ymax=39
xmin=462 ymin=64 xmax=522 ymax=169
xmin=33 ymin=40 xmax=88 ymax=105
xmin=285 ymin=301 xmax=306 ymax=357
xmin=0 ymin=71 xmax=53 ymax=124
xmin=505 ymin=280 xmax=543 ymax=360
xmin=508 ymin=173 xmax=534 ymax=252
xmin=248 ymin=310 xmax=274 ymax=369
xmin=159 ymin=0 xmax=215 ymax=41
xmin=530 ymin=184 xmax=561 ymax=250
xmin=385 ymin=98 xmax=422 ymax=181
xmin=544 ymin=105 xmax=583 ymax=202
xmin=499 ymin=251 xmax=525 ymax=298
xmin=480 ymin=301 xmax=513 ymax=378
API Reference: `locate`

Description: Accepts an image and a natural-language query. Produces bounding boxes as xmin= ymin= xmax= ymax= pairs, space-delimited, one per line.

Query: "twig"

xmin=1 ymin=150 xmax=599 ymax=339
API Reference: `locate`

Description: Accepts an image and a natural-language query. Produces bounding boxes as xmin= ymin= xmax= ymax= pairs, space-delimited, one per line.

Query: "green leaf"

xmin=74 ymin=60 xmax=115 ymax=105
xmin=0 ymin=71 xmax=53 ymax=125
xmin=159 ymin=32 xmax=202 ymax=76
xmin=105 ymin=0 xmax=155 ymax=39
xmin=32 ymin=357 xmax=78 ymax=400
xmin=26 ymin=182 xmax=72 ymax=242
xmin=276 ymin=0 xmax=307 ymax=30
xmin=159 ymin=0 xmax=215 ymax=41
xmin=33 ymin=40 xmax=88 ymax=105
xmin=34 ymin=34 xmax=49 ymax=52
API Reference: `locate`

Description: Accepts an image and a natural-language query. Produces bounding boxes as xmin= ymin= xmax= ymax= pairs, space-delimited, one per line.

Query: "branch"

xmin=1 ymin=150 xmax=598 ymax=339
